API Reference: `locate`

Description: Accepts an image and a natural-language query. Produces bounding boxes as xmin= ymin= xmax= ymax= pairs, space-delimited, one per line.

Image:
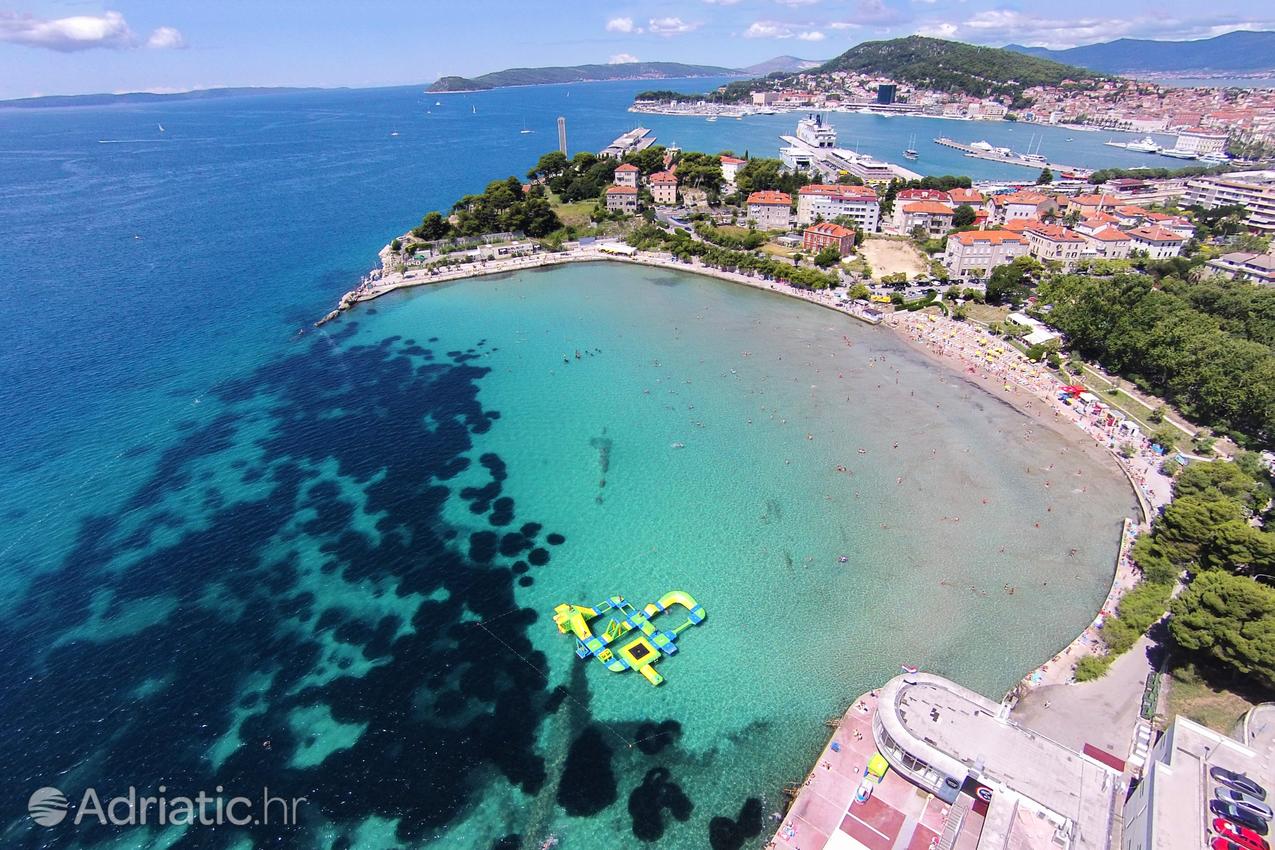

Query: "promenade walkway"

xmin=769 ymin=691 xmax=953 ymax=850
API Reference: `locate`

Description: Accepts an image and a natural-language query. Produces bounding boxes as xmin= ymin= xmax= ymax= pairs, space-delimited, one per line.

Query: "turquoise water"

xmin=0 ymin=83 xmax=1138 ymax=850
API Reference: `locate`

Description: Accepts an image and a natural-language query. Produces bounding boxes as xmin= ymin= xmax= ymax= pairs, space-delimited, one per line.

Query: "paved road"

xmin=1012 ymin=629 xmax=1167 ymax=759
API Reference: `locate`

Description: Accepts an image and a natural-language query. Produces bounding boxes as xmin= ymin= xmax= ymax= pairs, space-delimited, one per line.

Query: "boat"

xmin=1160 ymin=148 xmax=1197 ymax=159
xmin=706 ymin=115 xmax=717 ymax=122
xmin=1199 ymin=152 xmax=1229 ymax=164
xmin=1105 ymin=136 xmax=1162 ymax=153
xmin=903 ymin=133 xmax=918 ymax=160
xmin=434 ymin=100 xmax=442 ymax=106
xmin=157 ymin=123 xmax=165 ymax=133
xmin=900 ymin=664 xmax=919 ymax=674
xmin=519 ymin=119 xmax=533 ymax=134
xmin=969 ymin=140 xmax=994 ymax=152
xmin=389 ymin=131 xmax=399 ymax=137
xmin=472 ymin=105 xmax=477 ymax=114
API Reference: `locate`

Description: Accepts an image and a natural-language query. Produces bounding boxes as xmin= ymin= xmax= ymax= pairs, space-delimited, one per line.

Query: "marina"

xmin=780 ymin=114 xmax=923 ymax=183
xmin=932 ymin=136 xmax=1094 ymax=177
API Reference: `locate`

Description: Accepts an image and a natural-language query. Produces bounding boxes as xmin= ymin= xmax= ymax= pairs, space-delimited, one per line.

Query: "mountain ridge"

xmin=1005 ymin=31 xmax=1275 ymax=74
xmin=428 ymin=62 xmax=742 ymax=92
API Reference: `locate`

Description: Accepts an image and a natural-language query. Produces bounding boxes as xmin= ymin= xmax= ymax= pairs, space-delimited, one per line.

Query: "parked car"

xmin=1215 ymin=817 xmax=1271 ymax=850
xmin=1217 ymin=789 xmax=1275 ymax=820
xmin=1214 ymin=768 xmax=1269 ymax=801
xmin=1219 ymin=839 xmax=1256 ymax=850
xmin=1212 ymin=801 xmax=1270 ymax=836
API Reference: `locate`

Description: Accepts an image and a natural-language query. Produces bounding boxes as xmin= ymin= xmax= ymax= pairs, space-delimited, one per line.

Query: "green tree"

xmin=1036 ymin=167 xmax=1054 ymax=185
xmin=413 ymin=211 xmax=452 ymax=240
xmin=1149 ymin=425 xmax=1179 ymax=451
xmin=1170 ymin=571 xmax=1275 ymax=688
xmin=952 ymin=204 xmax=976 ymax=228
xmin=527 ymin=150 xmax=569 ymax=180
xmin=813 ymin=246 xmax=842 ymax=268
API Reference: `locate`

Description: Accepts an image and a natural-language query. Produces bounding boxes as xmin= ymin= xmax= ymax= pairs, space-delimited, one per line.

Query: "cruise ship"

xmin=1104 ymin=136 xmax=1162 ymax=153
xmin=795 ymin=113 xmax=837 ymax=149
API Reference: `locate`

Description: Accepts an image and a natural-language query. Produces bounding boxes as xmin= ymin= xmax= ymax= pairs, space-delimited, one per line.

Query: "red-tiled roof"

xmin=614 ymin=163 xmax=639 ymax=172
xmin=995 ymin=191 xmax=1050 ymax=206
xmin=948 ymin=188 xmax=985 ymax=204
xmin=949 ymin=230 xmax=1025 ymax=246
xmin=1128 ymin=226 xmax=1186 ymax=242
xmin=902 ymin=201 xmax=955 ymax=215
xmin=1070 ymin=193 xmax=1119 ymax=207
xmin=1089 ymin=227 xmax=1131 ymax=242
xmin=1001 ymin=218 xmax=1043 ymax=232
xmin=804 ymin=222 xmax=854 ymax=238
xmin=719 ymin=155 xmax=746 ymax=165
xmin=649 ymin=170 xmax=677 ymax=184
xmin=898 ymin=189 xmax=951 ymax=202
xmin=747 ymin=190 xmax=791 ymax=206
xmin=1028 ymin=223 xmax=1085 ymax=243
xmin=605 ymin=185 xmax=638 ymax=194
xmin=798 ymin=183 xmax=878 ymax=199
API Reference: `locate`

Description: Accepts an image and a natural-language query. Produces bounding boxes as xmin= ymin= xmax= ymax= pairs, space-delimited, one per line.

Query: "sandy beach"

xmin=325 ymin=241 xmax=1177 ymax=689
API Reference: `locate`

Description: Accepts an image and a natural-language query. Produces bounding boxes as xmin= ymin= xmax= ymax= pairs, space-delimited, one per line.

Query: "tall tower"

xmin=557 ymin=116 xmax=567 ymax=155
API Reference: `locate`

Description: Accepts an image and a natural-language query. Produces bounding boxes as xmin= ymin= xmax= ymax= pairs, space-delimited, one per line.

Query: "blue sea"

xmin=0 ymin=79 xmax=1139 ymax=849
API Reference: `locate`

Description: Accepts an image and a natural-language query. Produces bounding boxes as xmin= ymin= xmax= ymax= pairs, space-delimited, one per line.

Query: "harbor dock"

xmin=932 ymin=137 xmax=1093 ymax=177
xmin=600 ymin=127 xmax=656 ymax=158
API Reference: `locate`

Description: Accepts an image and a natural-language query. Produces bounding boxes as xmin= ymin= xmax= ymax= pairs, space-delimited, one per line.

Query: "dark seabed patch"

xmin=0 ymin=326 xmax=756 ymax=849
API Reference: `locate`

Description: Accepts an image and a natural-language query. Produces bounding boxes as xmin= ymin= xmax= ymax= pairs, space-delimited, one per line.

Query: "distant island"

xmin=427 ymin=61 xmax=743 ymax=92
xmin=0 ymin=86 xmax=322 ymax=110
xmin=1007 ymin=31 xmax=1275 ymax=75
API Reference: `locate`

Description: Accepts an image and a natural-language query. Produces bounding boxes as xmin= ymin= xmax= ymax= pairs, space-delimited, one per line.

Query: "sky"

xmin=1 ymin=0 xmax=1273 ymax=99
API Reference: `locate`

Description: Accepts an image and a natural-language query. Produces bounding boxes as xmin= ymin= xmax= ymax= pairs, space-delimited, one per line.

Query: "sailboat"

xmin=472 ymin=105 xmax=477 ymax=114
xmin=903 ymin=133 xmax=918 ymax=160
xmin=520 ymin=118 xmax=533 ymax=134
xmin=157 ymin=123 xmax=165 ymax=133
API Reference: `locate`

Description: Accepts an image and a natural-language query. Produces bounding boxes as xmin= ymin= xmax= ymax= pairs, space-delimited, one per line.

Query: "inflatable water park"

xmin=553 ymin=591 xmax=706 ymax=686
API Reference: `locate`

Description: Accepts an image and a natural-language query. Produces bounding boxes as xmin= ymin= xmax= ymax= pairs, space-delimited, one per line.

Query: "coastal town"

xmin=630 ymin=37 xmax=1275 ymax=161
xmin=8 ymin=8 xmax=1275 ymax=850
xmin=321 ymin=88 xmax=1275 ymax=850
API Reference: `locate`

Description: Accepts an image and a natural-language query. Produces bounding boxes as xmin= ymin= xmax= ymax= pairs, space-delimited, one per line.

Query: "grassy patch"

xmin=1165 ymin=662 xmax=1257 ymax=733
xmin=760 ymin=243 xmax=796 ymax=258
xmin=549 ymin=198 xmax=598 ymax=230
xmin=963 ymin=303 xmax=1009 ymax=326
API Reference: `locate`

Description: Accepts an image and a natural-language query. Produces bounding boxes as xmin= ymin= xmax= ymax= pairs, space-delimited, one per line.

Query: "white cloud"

xmin=1 ymin=10 xmax=126 ymax=51
xmin=744 ymin=20 xmax=827 ymax=40
xmin=776 ymin=0 xmax=820 ymax=6
xmin=609 ymin=52 xmax=641 ymax=64
xmin=146 ymin=26 xmax=186 ymax=50
xmin=827 ymin=21 xmax=860 ymax=30
xmin=648 ymin=16 xmax=700 ymax=35
xmin=702 ymin=0 xmax=742 ymax=4
xmin=605 ymin=16 xmax=635 ymax=33
xmin=0 ymin=11 xmax=185 ymax=52
xmin=854 ymin=0 xmax=905 ymax=25
xmin=744 ymin=20 xmax=788 ymax=38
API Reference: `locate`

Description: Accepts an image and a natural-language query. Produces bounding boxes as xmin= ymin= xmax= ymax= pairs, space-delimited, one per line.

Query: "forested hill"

xmin=428 ymin=62 xmax=740 ymax=92
xmin=816 ymin=36 xmax=1104 ymax=100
